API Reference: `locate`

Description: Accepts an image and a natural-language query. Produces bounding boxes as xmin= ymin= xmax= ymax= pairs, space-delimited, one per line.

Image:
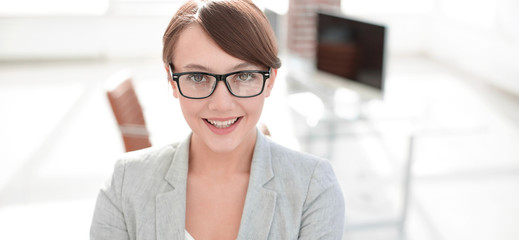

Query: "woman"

xmin=90 ymin=0 xmax=345 ymax=239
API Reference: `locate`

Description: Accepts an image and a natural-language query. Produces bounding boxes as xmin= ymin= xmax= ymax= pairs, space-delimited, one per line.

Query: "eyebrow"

xmin=230 ymin=62 xmax=258 ymax=71
xmin=182 ymin=64 xmax=211 ymax=72
xmin=182 ymin=62 xmax=260 ymax=72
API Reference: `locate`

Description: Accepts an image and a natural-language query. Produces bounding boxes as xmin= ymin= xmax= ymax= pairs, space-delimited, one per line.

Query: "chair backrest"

xmin=106 ymin=70 xmax=151 ymax=152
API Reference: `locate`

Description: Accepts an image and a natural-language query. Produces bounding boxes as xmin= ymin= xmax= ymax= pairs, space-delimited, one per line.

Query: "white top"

xmin=185 ymin=230 xmax=195 ymax=240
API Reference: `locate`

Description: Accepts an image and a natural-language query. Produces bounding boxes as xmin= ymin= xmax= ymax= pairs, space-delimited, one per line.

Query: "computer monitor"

xmin=316 ymin=11 xmax=387 ymax=98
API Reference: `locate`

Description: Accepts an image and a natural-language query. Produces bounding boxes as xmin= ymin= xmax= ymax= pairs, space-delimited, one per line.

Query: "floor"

xmin=0 ymin=55 xmax=518 ymax=239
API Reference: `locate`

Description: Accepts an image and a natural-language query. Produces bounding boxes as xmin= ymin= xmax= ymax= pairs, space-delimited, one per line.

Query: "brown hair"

xmin=162 ymin=0 xmax=281 ymax=71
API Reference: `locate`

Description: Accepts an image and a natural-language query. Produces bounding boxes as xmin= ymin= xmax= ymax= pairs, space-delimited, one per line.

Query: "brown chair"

xmin=106 ymin=70 xmax=151 ymax=152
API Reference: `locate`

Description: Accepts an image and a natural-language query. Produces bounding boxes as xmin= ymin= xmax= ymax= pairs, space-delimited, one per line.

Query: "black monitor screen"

xmin=316 ymin=11 xmax=386 ymax=91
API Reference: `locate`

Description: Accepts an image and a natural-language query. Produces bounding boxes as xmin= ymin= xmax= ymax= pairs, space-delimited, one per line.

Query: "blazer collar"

xmin=155 ymin=131 xmax=277 ymax=239
xmin=237 ymin=131 xmax=277 ymax=239
xmin=156 ymin=134 xmax=190 ymax=240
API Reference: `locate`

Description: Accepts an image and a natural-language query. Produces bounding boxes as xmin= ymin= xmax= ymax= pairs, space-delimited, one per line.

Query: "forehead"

xmin=173 ymin=24 xmax=252 ymax=73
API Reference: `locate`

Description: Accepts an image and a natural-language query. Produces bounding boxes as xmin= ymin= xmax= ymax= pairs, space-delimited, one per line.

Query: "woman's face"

xmin=168 ymin=24 xmax=276 ymax=154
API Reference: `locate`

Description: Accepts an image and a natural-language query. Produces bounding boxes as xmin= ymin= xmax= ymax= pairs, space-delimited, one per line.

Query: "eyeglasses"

xmin=169 ymin=64 xmax=271 ymax=99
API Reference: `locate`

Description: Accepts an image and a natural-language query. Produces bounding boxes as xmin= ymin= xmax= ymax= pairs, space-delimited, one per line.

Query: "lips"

xmin=204 ymin=117 xmax=240 ymax=129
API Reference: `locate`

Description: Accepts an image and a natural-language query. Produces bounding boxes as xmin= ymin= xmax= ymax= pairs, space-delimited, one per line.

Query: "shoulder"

xmin=118 ymin=143 xmax=179 ymax=167
xmin=114 ymin=143 xmax=179 ymax=174
xmin=106 ymin=142 xmax=183 ymax=194
xmin=260 ymin=137 xmax=344 ymax=235
xmin=266 ymin=138 xmax=339 ymax=190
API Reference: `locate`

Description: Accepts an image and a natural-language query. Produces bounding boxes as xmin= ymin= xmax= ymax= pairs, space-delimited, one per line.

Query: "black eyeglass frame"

xmin=168 ymin=64 xmax=271 ymax=99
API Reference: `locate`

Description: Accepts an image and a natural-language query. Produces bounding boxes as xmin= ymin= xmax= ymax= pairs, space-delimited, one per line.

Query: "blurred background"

xmin=1 ymin=0 xmax=519 ymax=239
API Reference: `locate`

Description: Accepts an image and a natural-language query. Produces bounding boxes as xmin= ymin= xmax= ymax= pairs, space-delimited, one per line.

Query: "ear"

xmin=165 ymin=63 xmax=180 ymax=98
xmin=263 ymin=68 xmax=277 ymax=98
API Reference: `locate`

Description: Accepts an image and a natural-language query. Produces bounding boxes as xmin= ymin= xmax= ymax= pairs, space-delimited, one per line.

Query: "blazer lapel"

xmin=237 ymin=132 xmax=277 ymax=239
xmin=156 ymin=135 xmax=190 ymax=240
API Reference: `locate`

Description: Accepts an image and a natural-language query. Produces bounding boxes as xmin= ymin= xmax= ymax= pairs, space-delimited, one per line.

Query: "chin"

xmin=209 ymin=128 xmax=257 ymax=153
xmin=206 ymin=139 xmax=241 ymax=153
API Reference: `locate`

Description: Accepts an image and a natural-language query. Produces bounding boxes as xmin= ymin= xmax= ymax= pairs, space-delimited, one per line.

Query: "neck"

xmin=188 ymin=131 xmax=256 ymax=177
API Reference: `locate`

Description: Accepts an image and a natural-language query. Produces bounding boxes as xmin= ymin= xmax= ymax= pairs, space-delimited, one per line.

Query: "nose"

xmin=207 ymin=81 xmax=235 ymax=111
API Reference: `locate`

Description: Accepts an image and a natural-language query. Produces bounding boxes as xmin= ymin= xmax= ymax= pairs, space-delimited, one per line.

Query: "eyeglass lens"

xmin=178 ymin=72 xmax=265 ymax=98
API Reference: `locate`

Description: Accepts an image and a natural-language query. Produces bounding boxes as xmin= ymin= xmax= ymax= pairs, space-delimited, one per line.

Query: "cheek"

xmin=244 ymin=98 xmax=265 ymax=118
xmin=178 ymin=98 xmax=202 ymax=125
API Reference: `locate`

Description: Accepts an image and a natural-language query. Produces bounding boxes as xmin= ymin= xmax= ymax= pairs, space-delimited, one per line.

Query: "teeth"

xmin=207 ymin=118 xmax=238 ymax=128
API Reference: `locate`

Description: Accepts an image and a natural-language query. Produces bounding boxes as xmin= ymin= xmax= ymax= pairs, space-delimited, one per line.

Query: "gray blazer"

xmin=91 ymin=131 xmax=345 ymax=239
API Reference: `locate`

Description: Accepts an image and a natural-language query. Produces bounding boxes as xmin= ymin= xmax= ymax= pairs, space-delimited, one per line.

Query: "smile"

xmin=205 ymin=117 xmax=239 ymax=129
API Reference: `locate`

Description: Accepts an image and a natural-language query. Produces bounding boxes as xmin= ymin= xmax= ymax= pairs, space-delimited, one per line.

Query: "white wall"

xmin=425 ymin=0 xmax=519 ymax=96
xmin=0 ymin=1 xmax=176 ymax=61
xmin=341 ymin=0 xmax=519 ymax=97
xmin=0 ymin=16 xmax=170 ymax=61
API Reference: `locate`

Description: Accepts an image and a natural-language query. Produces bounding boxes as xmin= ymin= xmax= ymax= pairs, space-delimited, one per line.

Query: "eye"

xmin=187 ymin=74 xmax=206 ymax=82
xmin=236 ymin=73 xmax=253 ymax=81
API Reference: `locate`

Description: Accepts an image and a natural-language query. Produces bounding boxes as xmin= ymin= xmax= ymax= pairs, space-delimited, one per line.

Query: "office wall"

xmin=342 ymin=0 xmax=519 ymax=97
xmin=0 ymin=16 xmax=169 ymax=61
xmin=0 ymin=0 xmax=178 ymax=61
xmin=425 ymin=0 xmax=519 ymax=97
